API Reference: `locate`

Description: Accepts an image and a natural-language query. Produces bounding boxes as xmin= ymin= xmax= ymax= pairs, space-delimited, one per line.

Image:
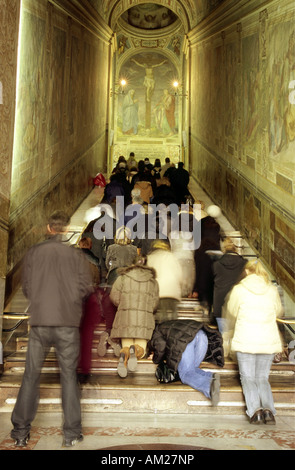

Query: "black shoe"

xmin=249 ymin=409 xmax=264 ymax=424
xmin=14 ymin=433 xmax=30 ymax=447
xmin=62 ymin=434 xmax=84 ymax=447
xmin=77 ymin=373 xmax=91 ymax=384
xmin=263 ymin=409 xmax=276 ymax=425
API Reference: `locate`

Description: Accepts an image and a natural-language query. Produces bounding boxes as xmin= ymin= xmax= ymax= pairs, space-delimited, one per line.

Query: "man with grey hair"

xmin=10 ymin=211 xmax=92 ymax=448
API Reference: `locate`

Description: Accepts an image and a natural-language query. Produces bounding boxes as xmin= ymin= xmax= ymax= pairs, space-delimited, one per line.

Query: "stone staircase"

xmin=1 ymin=298 xmax=294 ymax=416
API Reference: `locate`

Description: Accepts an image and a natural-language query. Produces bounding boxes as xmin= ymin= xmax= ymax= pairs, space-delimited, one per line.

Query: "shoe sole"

xmin=211 ymin=374 xmax=220 ymax=407
xmin=117 ymin=357 xmax=127 ymax=378
xmin=97 ymin=332 xmax=108 ymax=356
xmin=127 ymin=347 xmax=137 ymax=372
xmin=107 ymin=338 xmax=121 ymax=357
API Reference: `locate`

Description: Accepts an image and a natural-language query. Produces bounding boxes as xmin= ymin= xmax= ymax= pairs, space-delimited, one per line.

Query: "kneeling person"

xmin=148 ymin=319 xmax=224 ymax=405
xmin=110 ymin=257 xmax=159 ymax=377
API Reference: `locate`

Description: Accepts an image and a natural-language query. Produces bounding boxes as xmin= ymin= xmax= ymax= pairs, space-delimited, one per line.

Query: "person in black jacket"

xmin=148 ymin=319 xmax=224 ymax=405
xmin=169 ymin=162 xmax=190 ymax=206
xmin=212 ymin=238 xmax=247 ymax=332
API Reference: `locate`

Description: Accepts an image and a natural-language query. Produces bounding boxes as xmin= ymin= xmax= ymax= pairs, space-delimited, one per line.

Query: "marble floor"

xmin=0 ymin=410 xmax=294 ymax=451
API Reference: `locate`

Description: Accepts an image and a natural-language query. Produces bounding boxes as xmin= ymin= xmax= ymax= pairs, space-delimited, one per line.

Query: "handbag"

xmin=93 ymin=173 xmax=106 ymax=188
xmin=155 ymin=362 xmax=180 ymax=383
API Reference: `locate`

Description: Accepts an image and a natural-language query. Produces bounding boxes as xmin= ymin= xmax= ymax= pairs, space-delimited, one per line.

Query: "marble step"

xmin=0 ymin=372 xmax=294 ymax=415
xmin=3 ymin=348 xmax=294 ymax=377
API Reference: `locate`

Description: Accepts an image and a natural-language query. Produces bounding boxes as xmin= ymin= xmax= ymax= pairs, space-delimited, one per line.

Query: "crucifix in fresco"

xmin=131 ymin=57 xmax=167 ymax=128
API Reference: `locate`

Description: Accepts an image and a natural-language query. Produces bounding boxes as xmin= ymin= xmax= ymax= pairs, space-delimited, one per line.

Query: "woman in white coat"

xmin=222 ymin=260 xmax=283 ymax=425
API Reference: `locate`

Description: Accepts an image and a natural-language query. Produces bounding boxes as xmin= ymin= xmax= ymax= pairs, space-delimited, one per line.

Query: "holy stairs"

xmin=1 ymin=298 xmax=294 ymax=416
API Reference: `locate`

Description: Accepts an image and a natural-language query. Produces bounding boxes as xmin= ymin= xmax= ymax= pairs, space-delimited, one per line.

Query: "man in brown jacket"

xmin=10 ymin=211 xmax=92 ymax=447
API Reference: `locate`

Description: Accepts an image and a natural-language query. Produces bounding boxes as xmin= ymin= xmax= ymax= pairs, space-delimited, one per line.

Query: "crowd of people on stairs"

xmin=8 ymin=154 xmax=285 ymax=447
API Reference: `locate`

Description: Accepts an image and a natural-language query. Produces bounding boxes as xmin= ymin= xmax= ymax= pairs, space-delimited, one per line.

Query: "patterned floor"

xmin=0 ymin=411 xmax=294 ymax=451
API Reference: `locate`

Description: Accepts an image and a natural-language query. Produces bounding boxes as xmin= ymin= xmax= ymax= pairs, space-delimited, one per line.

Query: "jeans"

xmin=236 ymin=352 xmax=276 ymax=418
xmin=178 ymin=329 xmax=213 ymax=398
xmin=11 ymin=326 xmax=81 ymax=440
xmin=216 ymin=317 xmax=227 ymax=334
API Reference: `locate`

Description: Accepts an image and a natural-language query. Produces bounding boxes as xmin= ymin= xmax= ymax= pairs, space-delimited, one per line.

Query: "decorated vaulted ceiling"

xmin=87 ymin=0 xmax=225 ymax=33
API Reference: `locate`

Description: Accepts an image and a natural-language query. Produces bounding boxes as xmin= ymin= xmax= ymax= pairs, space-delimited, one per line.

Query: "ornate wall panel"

xmin=189 ymin=0 xmax=295 ymax=301
xmin=6 ymin=0 xmax=112 ymax=302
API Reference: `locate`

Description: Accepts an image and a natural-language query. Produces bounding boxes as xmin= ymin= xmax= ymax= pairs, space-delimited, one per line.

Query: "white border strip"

xmin=5 ymin=398 xmax=123 ymax=405
xmin=187 ymin=400 xmax=295 ymax=408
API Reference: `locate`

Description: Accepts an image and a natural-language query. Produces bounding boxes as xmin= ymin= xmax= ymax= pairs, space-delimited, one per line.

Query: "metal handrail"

xmin=3 ymin=313 xmax=30 ymax=320
xmin=2 ymin=312 xmax=30 ymax=333
xmin=277 ymin=317 xmax=295 ymax=335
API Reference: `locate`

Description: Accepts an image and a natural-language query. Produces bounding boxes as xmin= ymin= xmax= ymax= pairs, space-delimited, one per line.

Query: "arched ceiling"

xmin=87 ymin=0 xmax=225 ymax=34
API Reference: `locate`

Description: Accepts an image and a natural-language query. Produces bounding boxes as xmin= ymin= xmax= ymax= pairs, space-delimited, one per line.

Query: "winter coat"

xmin=213 ymin=252 xmax=247 ymax=318
xmin=110 ymin=265 xmax=159 ymax=340
xmin=193 ymin=248 xmax=214 ymax=306
xmin=170 ymin=168 xmax=189 ymax=204
xmin=134 ymin=180 xmax=153 ymax=203
xmin=148 ymin=319 xmax=224 ymax=373
xmin=222 ymin=273 xmax=283 ymax=354
xmin=151 ymin=184 xmax=177 ymax=206
xmin=22 ymin=236 xmax=93 ymax=327
xmin=151 ymin=166 xmax=162 ymax=180
xmin=147 ymin=249 xmax=183 ymax=300
xmin=104 ymin=179 xmax=125 ymax=203
xmin=105 ymin=243 xmax=138 ymax=279
xmin=201 ymin=216 xmax=221 ymax=250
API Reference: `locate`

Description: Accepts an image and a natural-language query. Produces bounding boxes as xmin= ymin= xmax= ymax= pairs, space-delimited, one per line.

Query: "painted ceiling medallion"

xmin=121 ymin=3 xmax=178 ymax=30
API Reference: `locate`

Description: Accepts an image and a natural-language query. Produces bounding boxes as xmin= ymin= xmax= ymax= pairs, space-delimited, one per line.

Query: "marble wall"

xmin=5 ymin=0 xmax=112 ymax=301
xmin=0 ymin=1 xmax=20 ymax=321
xmin=189 ymin=0 xmax=295 ymax=301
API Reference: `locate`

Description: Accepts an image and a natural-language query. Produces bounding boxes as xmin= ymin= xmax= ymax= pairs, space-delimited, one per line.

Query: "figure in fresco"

xmin=122 ymin=89 xmax=139 ymax=135
xmin=284 ymin=33 xmax=295 ymax=145
xmin=131 ymin=57 xmax=167 ymax=102
xmin=269 ymin=28 xmax=295 ymax=158
xmin=154 ymin=89 xmax=176 ymax=136
xmin=118 ymin=35 xmax=129 ymax=55
xmin=125 ymin=5 xmax=177 ymax=30
xmin=171 ymin=36 xmax=181 ymax=56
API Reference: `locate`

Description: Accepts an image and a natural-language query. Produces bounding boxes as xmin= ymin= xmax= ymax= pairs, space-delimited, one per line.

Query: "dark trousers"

xmin=78 ymin=287 xmax=117 ymax=374
xmin=11 ymin=326 xmax=81 ymax=441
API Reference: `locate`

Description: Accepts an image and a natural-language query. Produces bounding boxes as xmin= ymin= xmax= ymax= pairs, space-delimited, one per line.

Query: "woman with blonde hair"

xmin=222 ymin=259 xmax=283 ymax=425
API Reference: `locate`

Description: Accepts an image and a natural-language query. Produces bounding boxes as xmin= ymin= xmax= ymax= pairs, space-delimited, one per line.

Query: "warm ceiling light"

xmin=173 ymin=80 xmax=179 ymax=88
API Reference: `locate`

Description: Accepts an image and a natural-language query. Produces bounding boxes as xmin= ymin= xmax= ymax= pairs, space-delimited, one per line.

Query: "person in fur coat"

xmin=110 ymin=258 xmax=159 ymax=377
